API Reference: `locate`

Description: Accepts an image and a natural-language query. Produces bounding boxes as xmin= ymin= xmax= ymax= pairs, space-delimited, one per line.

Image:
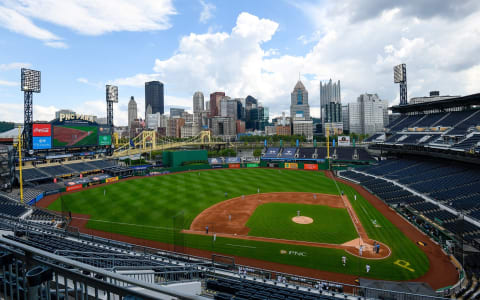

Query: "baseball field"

xmin=45 ymin=168 xmax=444 ymax=284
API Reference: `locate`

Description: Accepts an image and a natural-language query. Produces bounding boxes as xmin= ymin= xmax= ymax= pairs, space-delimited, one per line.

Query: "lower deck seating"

xmin=0 ymin=200 xmax=28 ymax=217
xmin=5 ymin=233 xmax=171 ymax=269
xmin=207 ymin=277 xmax=336 ymax=300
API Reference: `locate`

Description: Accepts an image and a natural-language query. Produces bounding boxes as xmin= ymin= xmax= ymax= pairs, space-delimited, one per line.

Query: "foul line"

xmin=226 ymin=244 xmax=257 ymax=249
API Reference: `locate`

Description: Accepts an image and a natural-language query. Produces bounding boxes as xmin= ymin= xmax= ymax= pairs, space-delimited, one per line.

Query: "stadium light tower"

xmin=21 ymin=68 xmax=41 ymax=151
xmin=106 ymin=85 xmax=118 ymax=155
xmin=394 ymin=63 xmax=407 ymax=106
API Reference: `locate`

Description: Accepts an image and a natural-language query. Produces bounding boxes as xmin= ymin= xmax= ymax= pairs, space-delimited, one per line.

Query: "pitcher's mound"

xmin=292 ymin=216 xmax=313 ymax=224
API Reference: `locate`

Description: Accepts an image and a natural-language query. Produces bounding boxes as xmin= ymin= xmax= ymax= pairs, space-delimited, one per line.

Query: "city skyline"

xmin=0 ymin=0 xmax=479 ymax=125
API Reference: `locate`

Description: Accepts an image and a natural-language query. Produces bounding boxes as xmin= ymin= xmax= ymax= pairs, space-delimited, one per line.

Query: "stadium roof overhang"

xmin=390 ymin=92 xmax=480 ymax=114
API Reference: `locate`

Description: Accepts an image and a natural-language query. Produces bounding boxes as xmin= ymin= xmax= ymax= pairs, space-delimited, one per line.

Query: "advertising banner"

xmin=208 ymin=158 xmax=222 ymax=165
xmin=99 ymin=135 xmax=112 ymax=146
xmin=211 ymin=165 xmax=223 ymax=169
xmin=338 ymin=136 xmax=351 ymax=146
xmin=105 ymin=176 xmax=119 ymax=183
xmin=304 ymin=163 xmax=319 ymax=170
xmin=33 ymin=137 xmax=52 ymax=150
xmin=226 ymin=157 xmax=240 ymax=163
xmin=229 ymin=163 xmax=240 ymax=168
xmin=66 ymin=184 xmax=82 ymax=192
xmin=32 ymin=123 xmax=51 ymax=137
xmin=247 ymin=163 xmax=259 ymax=168
xmin=285 ymin=163 xmax=298 ymax=169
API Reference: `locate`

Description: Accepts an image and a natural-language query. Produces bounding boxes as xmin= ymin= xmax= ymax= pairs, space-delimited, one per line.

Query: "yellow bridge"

xmin=112 ymin=130 xmax=228 ymax=158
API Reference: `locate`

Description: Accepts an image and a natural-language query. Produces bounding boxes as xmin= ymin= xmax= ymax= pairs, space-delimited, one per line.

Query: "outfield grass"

xmin=246 ymin=203 xmax=357 ymax=244
xmin=48 ymin=168 xmax=430 ymax=281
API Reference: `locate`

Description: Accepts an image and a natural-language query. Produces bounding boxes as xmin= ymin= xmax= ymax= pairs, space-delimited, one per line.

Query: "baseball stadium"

xmin=3 ymin=92 xmax=480 ymax=300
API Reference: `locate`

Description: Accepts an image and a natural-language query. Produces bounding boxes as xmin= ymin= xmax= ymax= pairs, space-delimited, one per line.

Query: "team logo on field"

xmin=280 ymin=250 xmax=307 ymax=257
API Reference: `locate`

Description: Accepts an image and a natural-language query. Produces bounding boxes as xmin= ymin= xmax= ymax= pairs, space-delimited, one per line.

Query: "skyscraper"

xmin=128 ymin=96 xmax=137 ymax=130
xmin=290 ymin=80 xmax=313 ymax=139
xmin=347 ymin=93 xmax=388 ymax=135
xmin=170 ymin=108 xmax=185 ymax=118
xmin=320 ymin=79 xmax=341 ymax=108
xmin=320 ymin=79 xmax=342 ymax=135
xmin=290 ymin=80 xmax=310 ymax=121
xmin=145 ymin=81 xmax=164 ymax=118
xmin=193 ymin=91 xmax=205 ymax=126
xmin=193 ymin=91 xmax=204 ymax=113
xmin=220 ymin=98 xmax=238 ymax=120
xmin=209 ymin=92 xmax=225 ymax=117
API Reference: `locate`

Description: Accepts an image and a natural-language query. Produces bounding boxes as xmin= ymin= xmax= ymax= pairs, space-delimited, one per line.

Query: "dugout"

xmin=162 ymin=150 xmax=208 ymax=167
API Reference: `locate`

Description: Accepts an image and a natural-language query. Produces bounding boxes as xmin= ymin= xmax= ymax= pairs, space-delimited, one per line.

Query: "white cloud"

xmin=112 ymin=4 xmax=480 ymax=119
xmin=109 ymin=73 xmax=160 ymax=87
xmin=199 ymin=0 xmax=215 ymax=24
xmin=0 ymin=103 xmax=58 ymax=122
xmin=0 ymin=5 xmax=65 ymax=48
xmin=0 ymin=79 xmax=17 ymax=86
xmin=0 ymin=62 xmax=31 ymax=71
xmin=0 ymin=0 xmax=176 ymax=47
xmin=44 ymin=41 xmax=69 ymax=49
xmin=77 ymin=77 xmax=103 ymax=88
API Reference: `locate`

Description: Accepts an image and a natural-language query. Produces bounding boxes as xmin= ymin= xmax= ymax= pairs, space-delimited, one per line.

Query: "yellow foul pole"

xmin=326 ymin=124 xmax=330 ymax=159
xmin=17 ymin=126 xmax=24 ymax=203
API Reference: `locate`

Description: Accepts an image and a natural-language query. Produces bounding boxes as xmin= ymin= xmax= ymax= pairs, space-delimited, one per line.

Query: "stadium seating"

xmin=263 ymin=148 xmax=280 ymax=158
xmin=452 ymin=134 xmax=480 ymax=151
xmin=388 ymin=115 xmax=424 ymax=132
xmin=16 ymin=168 xmax=51 ymax=182
xmin=0 ymin=199 xmax=28 ymax=217
xmin=64 ymin=162 xmax=99 ymax=173
xmin=4 ymin=233 xmax=173 ymax=269
xmin=410 ymin=202 xmax=439 ymax=213
xmin=340 ymin=157 xmax=480 ymax=241
xmin=378 ymin=109 xmax=480 ymax=156
xmin=206 ymin=277 xmax=337 ymax=300
xmin=364 ymin=133 xmax=383 ymax=142
xmin=424 ymin=210 xmax=457 ymax=223
xmin=38 ymin=165 xmax=74 ymax=177
xmin=26 ymin=208 xmax=64 ymax=222
xmin=297 ymin=148 xmax=315 ymax=159
xmin=87 ymin=160 xmax=116 ymax=169
xmin=447 ymin=111 xmax=480 ymax=136
xmin=435 ymin=110 xmax=476 ymax=128
xmin=279 ymin=148 xmax=297 ymax=159
xmin=414 ymin=113 xmax=447 ymax=128
xmin=34 ymin=182 xmax=63 ymax=193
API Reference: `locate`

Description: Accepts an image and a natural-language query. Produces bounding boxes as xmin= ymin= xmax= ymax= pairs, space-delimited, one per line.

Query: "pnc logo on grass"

xmin=280 ymin=250 xmax=307 ymax=257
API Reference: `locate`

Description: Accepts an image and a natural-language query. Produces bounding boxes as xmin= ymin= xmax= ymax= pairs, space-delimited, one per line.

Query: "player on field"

xmin=342 ymin=256 xmax=347 ymax=266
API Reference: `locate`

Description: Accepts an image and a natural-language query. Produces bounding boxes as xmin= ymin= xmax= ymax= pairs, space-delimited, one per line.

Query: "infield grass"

xmin=48 ymin=168 xmax=430 ymax=282
xmin=246 ymin=203 xmax=357 ymax=244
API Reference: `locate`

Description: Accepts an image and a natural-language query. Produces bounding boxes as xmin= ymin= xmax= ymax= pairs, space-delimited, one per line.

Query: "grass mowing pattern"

xmin=48 ymin=168 xmax=430 ymax=281
xmin=336 ymin=181 xmax=430 ymax=281
xmin=246 ymin=203 xmax=357 ymax=244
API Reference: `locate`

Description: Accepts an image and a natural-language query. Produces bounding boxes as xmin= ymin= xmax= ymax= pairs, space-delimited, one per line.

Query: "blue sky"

xmin=1 ymin=0 xmax=479 ymax=125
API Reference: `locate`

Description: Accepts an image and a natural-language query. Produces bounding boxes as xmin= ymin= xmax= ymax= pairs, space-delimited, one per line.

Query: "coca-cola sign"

xmin=32 ymin=123 xmax=51 ymax=137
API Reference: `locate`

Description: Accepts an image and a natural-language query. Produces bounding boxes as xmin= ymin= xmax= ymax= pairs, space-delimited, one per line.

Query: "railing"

xmin=0 ymin=236 xmax=207 ymax=300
